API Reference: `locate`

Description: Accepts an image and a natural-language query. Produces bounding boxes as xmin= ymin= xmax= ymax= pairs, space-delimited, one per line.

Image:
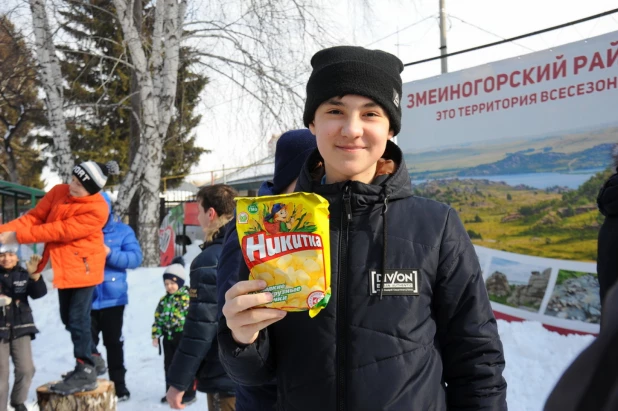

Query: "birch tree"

xmin=110 ymin=0 xmax=332 ymax=265
xmin=58 ymin=0 xmax=206 ymax=190
xmin=28 ymin=0 xmax=73 ymax=181
xmin=21 ymin=0 xmax=334 ymax=266
xmin=109 ymin=0 xmax=185 ymax=265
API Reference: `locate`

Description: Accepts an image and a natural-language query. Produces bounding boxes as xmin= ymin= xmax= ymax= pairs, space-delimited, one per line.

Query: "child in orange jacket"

xmin=0 ymin=160 xmax=119 ymax=395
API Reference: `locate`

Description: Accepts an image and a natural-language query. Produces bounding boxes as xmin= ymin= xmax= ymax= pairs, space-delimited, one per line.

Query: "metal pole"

xmin=439 ymin=0 xmax=448 ymax=73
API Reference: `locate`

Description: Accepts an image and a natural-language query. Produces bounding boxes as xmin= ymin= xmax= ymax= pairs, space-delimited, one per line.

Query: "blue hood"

xmin=101 ymin=192 xmax=114 ymax=230
xmin=258 ymin=181 xmax=276 ymax=196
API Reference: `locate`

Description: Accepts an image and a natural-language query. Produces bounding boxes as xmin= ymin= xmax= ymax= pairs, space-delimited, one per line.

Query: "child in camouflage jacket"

xmin=151 ymin=257 xmax=195 ymax=403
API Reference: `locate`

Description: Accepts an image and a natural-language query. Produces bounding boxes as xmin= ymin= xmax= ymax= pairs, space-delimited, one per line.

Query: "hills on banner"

xmin=403 ymin=123 xmax=618 ymax=180
xmin=410 ymin=165 xmax=613 ymax=262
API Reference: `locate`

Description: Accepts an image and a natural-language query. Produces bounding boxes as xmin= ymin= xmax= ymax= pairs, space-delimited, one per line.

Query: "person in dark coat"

xmin=218 ymin=46 xmax=507 ymax=411
xmin=0 ymin=245 xmax=47 ymax=411
xmin=216 ymin=129 xmax=317 ymax=411
xmin=166 ymin=184 xmax=238 ymax=410
xmin=544 ymin=280 xmax=618 ymax=411
xmin=90 ymin=192 xmax=143 ymax=401
xmin=596 ymin=144 xmax=618 ymax=307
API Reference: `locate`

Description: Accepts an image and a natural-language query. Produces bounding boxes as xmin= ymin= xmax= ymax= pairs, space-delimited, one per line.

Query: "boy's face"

xmin=69 ymin=176 xmax=90 ymax=198
xmin=164 ymin=279 xmax=179 ymax=294
xmin=0 ymin=252 xmax=18 ymax=270
xmin=309 ymin=95 xmax=394 ymax=184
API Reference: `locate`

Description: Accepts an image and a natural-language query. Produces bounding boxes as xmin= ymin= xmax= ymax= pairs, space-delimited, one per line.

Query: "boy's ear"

xmin=209 ymin=207 xmax=218 ymax=221
xmin=388 ymin=129 xmax=395 ymax=140
xmin=309 ymin=122 xmax=316 ymax=135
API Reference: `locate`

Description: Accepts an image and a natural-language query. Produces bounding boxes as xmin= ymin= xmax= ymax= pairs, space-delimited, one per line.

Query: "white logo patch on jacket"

xmin=369 ymin=269 xmax=420 ymax=296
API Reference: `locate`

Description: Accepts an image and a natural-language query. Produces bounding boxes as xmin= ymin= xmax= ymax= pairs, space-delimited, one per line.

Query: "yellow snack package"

xmin=236 ymin=192 xmax=331 ymax=317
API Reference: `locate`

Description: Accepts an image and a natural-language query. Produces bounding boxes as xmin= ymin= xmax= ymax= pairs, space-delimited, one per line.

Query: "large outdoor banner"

xmin=400 ymin=31 xmax=618 ymax=334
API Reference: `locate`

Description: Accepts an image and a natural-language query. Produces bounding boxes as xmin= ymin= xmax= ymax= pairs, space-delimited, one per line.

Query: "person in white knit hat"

xmin=151 ymin=256 xmax=195 ymax=404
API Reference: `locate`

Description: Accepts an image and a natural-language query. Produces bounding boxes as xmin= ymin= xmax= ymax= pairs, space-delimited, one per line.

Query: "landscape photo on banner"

xmin=400 ymin=30 xmax=618 ymax=333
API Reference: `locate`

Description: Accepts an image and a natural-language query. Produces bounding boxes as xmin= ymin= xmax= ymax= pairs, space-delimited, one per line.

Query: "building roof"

xmin=214 ymin=155 xmax=275 ymax=191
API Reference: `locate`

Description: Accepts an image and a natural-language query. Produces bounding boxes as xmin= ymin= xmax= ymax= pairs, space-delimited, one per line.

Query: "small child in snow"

xmin=151 ymin=256 xmax=196 ymax=404
xmin=0 ymin=245 xmax=47 ymax=411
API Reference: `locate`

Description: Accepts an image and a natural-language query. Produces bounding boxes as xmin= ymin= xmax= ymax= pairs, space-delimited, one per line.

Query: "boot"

xmin=50 ymin=361 xmax=98 ymax=395
xmin=116 ymin=385 xmax=131 ymax=402
xmin=92 ymin=354 xmax=107 ymax=376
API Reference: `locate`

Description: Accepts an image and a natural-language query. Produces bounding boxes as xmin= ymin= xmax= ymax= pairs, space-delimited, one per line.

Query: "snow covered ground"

xmin=8 ymin=243 xmax=595 ymax=411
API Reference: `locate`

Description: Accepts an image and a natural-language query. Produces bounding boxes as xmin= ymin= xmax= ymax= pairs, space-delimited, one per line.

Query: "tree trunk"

xmin=5 ymin=144 xmax=19 ymax=183
xmin=28 ymin=0 xmax=72 ymax=182
xmin=36 ymin=379 xmax=116 ymax=410
xmin=128 ymin=0 xmax=143 ymax=234
xmin=112 ymin=0 xmax=160 ymax=219
xmin=138 ymin=139 xmax=163 ymax=266
xmin=113 ymin=0 xmax=185 ymax=266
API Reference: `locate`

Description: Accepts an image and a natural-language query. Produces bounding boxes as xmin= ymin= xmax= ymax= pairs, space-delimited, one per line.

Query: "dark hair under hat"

xmin=72 ymin=160 xmax=120 ymax=195
xmin=303 ymin=46 xmax=404 ymax=135
xmin=272 ymin=129 xmax=317 ymax=194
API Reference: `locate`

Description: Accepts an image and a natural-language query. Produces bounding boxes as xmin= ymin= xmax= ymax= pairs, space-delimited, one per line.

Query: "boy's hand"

xmin=222 ymin=280 xmax=287 ymax=345
xmin=166 ymin=386 xmax=185 ymax=409
xmin=104 ymin=245 xmax=111 ymax=255
xmin=26 ymin=255 xmax=42 ymax=275
xmin=0 ymin=231 xmax=17 ymax=244
xmin=152 ymin=338 xmax=159 ymax=347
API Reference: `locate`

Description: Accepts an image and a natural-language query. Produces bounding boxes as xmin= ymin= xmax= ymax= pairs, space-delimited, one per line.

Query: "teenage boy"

xmin=218 ymin=46 xmax=508 ymax=410
xmin=0 ymin=160 xmax=119 ymax=395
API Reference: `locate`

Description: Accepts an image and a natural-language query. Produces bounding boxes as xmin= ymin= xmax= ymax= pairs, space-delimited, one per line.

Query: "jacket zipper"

xmin=83 ymin=258 xmax=90 ymax=274
xmin=337 ymin=184 xmax=352 ymax=411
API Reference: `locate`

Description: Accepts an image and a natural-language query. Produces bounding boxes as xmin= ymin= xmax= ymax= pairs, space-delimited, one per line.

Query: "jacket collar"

xmin=0 ymin=265 xmax=28 ymax=277
xmin=199 ymin=228 xmax=226 ymax=250
xmin=296 ymin=140 xmax=414 ymax=206
xmin=65 ymin=188 xmax=105 ymax=204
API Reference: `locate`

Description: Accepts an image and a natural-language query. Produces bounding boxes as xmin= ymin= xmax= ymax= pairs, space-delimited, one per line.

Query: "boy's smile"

xmin=310 ymin=95 xmax=394 ymax=184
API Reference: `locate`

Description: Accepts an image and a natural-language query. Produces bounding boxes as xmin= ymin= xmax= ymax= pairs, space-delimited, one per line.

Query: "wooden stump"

xmin=36 ymin=379 xmax=116 ymax=411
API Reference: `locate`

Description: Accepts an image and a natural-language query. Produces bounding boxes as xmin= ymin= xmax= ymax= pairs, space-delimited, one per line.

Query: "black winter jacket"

xmin=544 ymin=280 xmax=618 ymax=411
xmin=597 ymin=167 xmax=618 ymax=305
xmin=218 ymin=141 xmax=507 ymax=411
xmin=0 ymin=265 xmax=47 ymax=340
xmin=167 ymin=230 xmax=235 ymax=395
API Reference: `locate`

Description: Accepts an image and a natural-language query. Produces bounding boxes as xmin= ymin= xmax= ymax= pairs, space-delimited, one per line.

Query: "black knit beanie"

xmin=72 ymin=160 xmax=120 ymax=195
xmin=303 ymin=46 xmax=404 ymax=135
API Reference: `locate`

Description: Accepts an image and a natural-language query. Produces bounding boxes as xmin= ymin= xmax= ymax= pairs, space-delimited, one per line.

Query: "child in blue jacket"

xmin=90 ymin=193 xmax=142 ymax=401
